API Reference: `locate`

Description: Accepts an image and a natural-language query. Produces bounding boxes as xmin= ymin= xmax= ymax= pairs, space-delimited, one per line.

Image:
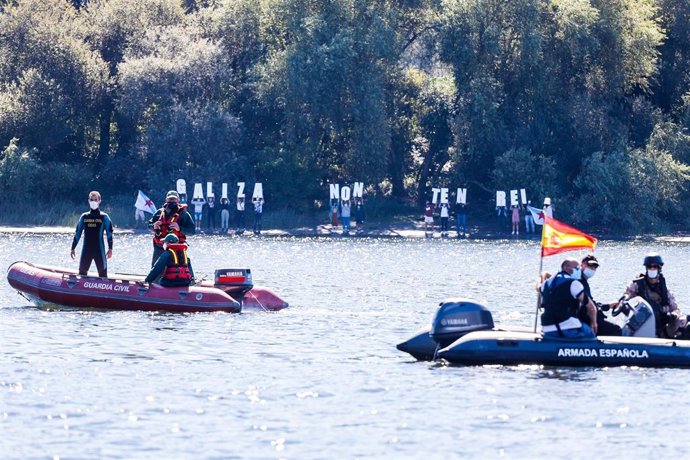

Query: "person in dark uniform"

xmin=540 ymin=257 xmax=597 ymax=338
xmin=577 ymin=254 xmax=621 ymax=336
xmin=148 ymin=190 xmax=195 ymax=266
xmin=70 ymin=191 xmax=113 ymax=277
xmin=143 ymin=234 xmax=194 ymax=287
xmin=617 ymin=253 xmax=687 ymax=338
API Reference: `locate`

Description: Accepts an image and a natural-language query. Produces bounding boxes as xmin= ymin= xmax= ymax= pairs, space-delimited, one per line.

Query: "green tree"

xmin=0 ymin=0 xmax=107 ymax=162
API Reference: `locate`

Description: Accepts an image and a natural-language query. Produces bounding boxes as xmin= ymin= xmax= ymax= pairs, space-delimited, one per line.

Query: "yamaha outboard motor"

xmin=430 ymin=298 xmax=494 ymax=349
xmin=213 ymin=268 xmax=254 ymax=302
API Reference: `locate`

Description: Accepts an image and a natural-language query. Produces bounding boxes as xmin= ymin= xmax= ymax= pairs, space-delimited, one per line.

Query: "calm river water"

xmin=2 ymin=232 xmax=690 ymax=459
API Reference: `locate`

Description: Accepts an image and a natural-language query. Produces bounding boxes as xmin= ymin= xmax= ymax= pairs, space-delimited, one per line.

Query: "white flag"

xmin=135 ymin=190 xmax=157 ymax=214
xmin=527 ymin=205 xmax=545 ymax=225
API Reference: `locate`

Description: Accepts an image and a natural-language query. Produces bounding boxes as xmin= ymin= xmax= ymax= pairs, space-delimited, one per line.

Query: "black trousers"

xmin=79 ymin=247 xmax=107 ymax=277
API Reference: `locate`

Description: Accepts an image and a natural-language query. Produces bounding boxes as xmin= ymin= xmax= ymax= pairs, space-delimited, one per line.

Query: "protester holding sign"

xmin=439 ymin=202 xmax=450 ymax=237
xmin=190 ymin=196 xmax=206 ymax=231
xmin=253 ymin=197 xmax=264 ymax=235
xmin=354 ymin=198 xmax=365 ymax=231
xmin=207 ymin=196 xmax=217 ymax=233
xmin=341 ymin=200 xmax=351 ymax=235
xmin=455 ymin=202 xmax=467 ymax=238
xmin=236 ymin=197 xmax=246 ymax=234
xmin=219 ymin=197 xmax=231 ymax=234
xmin=524 ymin=200 xmax=536 ymax=233
xmin=424 ymin=202 xmax=435 ymax=236
xmin=511 ymin=204 xmax=521 ymax=235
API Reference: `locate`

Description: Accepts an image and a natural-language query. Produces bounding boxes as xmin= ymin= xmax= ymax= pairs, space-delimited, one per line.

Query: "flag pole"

xmin=533 ymin=221 xmax=546 ymax=333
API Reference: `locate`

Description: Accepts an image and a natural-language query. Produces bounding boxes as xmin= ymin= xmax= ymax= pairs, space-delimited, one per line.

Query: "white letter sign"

xmin=456 ymin=188 xmax=467 ymax=204
xmin=496 ymin=191 xmax=506 ymax=207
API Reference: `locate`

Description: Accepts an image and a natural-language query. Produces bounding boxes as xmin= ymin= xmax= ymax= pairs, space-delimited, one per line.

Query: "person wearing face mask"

xmin=70 ymin=191 xmax=114 ymax=277
xmin=148 ymin=190 xmax=195 ymax=266
xmin=577 ymin=255 xmax=622 ymax=336
xmin=617 ymin=254 xmax=686 ymax=338
xmin=540 ymin=257 xmax=597 ymax=338
xmin=143 ymin=234 xmax=194 ymax=287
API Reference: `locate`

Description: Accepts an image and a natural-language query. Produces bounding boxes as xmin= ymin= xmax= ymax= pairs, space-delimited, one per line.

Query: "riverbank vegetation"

xmin=1 ymin=0 xmax=690 ymax=232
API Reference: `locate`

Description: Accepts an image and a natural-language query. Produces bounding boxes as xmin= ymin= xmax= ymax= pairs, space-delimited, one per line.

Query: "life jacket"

xmin=541 ymin=272 xmax=581 ymax=326
xmin=153 ymin=204 xmax=188 ymax=246
xmin=161 ymin=243 xmax=191 ymax=281
xmin=633 ymin=274 xmax=671 ymax=337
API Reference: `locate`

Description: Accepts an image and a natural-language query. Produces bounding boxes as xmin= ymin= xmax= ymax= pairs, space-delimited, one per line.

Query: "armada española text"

xmin=558 ymin=348 xmax=649 ymax=358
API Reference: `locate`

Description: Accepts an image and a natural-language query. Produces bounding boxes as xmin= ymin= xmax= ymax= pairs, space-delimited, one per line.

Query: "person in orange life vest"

xmin=148 ymin=190 xmax=195 ymax=266
xmin=143 ymin=234 xmax=195 ymax=287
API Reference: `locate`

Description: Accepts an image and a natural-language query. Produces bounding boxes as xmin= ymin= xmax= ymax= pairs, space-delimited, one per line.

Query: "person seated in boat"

xmin=540 ymin=257 xmax=597 ymax=339
xmin=616 ymin=253 xmax=687 ymax=338
xmin=577 ymin=255 xmax=622 ymax=336
xmin=148 ymin=190 xmax=195 ymax=267
xmin=143 ymin=234 xmax=195 ymax=287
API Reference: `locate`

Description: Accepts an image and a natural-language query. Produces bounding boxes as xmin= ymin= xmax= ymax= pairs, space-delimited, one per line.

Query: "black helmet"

xmin=643 ymin=253 xmax=664 ymax=267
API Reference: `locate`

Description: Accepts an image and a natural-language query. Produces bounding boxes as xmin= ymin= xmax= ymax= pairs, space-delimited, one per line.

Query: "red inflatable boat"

xmin=7 ymin=261 xmax=288 ymax=313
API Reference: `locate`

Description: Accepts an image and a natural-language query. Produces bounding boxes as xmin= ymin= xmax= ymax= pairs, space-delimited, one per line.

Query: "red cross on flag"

xmin=135 ymin=190 xmax=157 ymax=214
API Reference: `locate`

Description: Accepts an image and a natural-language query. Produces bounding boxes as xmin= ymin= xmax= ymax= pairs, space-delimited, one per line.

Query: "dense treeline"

xmin=1 ymin=0 xmax=689 ymax=231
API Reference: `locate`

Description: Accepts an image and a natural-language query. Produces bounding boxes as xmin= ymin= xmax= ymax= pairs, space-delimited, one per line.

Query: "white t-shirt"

xmin=191 ymin=198 xmax=206 ymax=213
xmin=440 ymin=205 xmax=449 ymax=218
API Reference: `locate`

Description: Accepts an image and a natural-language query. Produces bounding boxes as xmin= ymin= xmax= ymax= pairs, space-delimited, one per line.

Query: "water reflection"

xmin=1 ymin=234 xmax=690 ymax=458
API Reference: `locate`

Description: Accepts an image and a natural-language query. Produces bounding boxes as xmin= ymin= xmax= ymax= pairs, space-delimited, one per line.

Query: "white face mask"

xmin=570 ymin=267 xmax=582 ymax=280
xmin=89 ymin=200 xmax=100 ymax=210
xmin=647 ymin=269 xmax=659 ymax=279
xmin=583 ymin=267 xmax=596 ymax=279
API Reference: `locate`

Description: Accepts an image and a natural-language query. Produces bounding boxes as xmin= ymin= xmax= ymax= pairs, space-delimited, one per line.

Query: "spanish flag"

xmin=541 ymin=216 xmax=597 ymax=256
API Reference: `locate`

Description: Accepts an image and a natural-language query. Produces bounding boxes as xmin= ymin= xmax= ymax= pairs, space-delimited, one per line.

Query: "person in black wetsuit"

xmin=70 ymin=191 xmax=114 ymax=277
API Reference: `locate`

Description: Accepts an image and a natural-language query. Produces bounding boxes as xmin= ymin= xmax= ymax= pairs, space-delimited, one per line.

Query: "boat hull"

xmin=8 ymin=261 xmax=241 ymax=313
xmin=438 ymin=330 xmax=690 ymax=368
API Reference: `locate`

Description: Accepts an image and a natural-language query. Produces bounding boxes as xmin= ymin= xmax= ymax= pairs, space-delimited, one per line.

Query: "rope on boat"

xmin=247 ymin=289 xmax=268 ymax=312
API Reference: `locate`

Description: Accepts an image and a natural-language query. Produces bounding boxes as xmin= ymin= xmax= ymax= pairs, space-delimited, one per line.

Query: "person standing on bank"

xmin=455 ymin=201 xmax=467 ymax=238
xmin=511 ymin=204 xmax=520 ymax=235
xmin=439 ymin=202 xmax=450 ymax=237
xmin=236 ymin=197 xmax=246 ymax=235
xmin=71 ymin=191 xmax=113 ymax=277
xmin=253 ymin=197 xmax=264 ymax=235
xmin=206 ymin=196 xmax=217 ymax=233
xmin=341 ymin=199 xmax=351 ymax=235
xmin=148 ymin=190 xmax=195 ymax=267
xmin=190 ymin=195 xmax=206 ymax=232
xmin=424 ymin=202 xmax=435 ymax=236
xmin=219 ymin=197 xmax=231 ymax=234
xmin=354 ymin=198 xmax=365 ymax=231
xmin=524 ymin=200 xmax=535 ymax=234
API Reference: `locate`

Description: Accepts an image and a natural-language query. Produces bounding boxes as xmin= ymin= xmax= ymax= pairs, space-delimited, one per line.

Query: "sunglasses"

xmin=89 ymin=199 xmax=100 ymax=202
xmin=647 ymin=264 xmax=661 ymax=269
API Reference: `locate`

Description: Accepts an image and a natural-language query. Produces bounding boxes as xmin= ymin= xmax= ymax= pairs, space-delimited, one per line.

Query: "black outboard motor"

xmin=430 ymin=298 xmax=494 ymax=349
xmin=213 ymin=269 xmax=254 ymax=302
